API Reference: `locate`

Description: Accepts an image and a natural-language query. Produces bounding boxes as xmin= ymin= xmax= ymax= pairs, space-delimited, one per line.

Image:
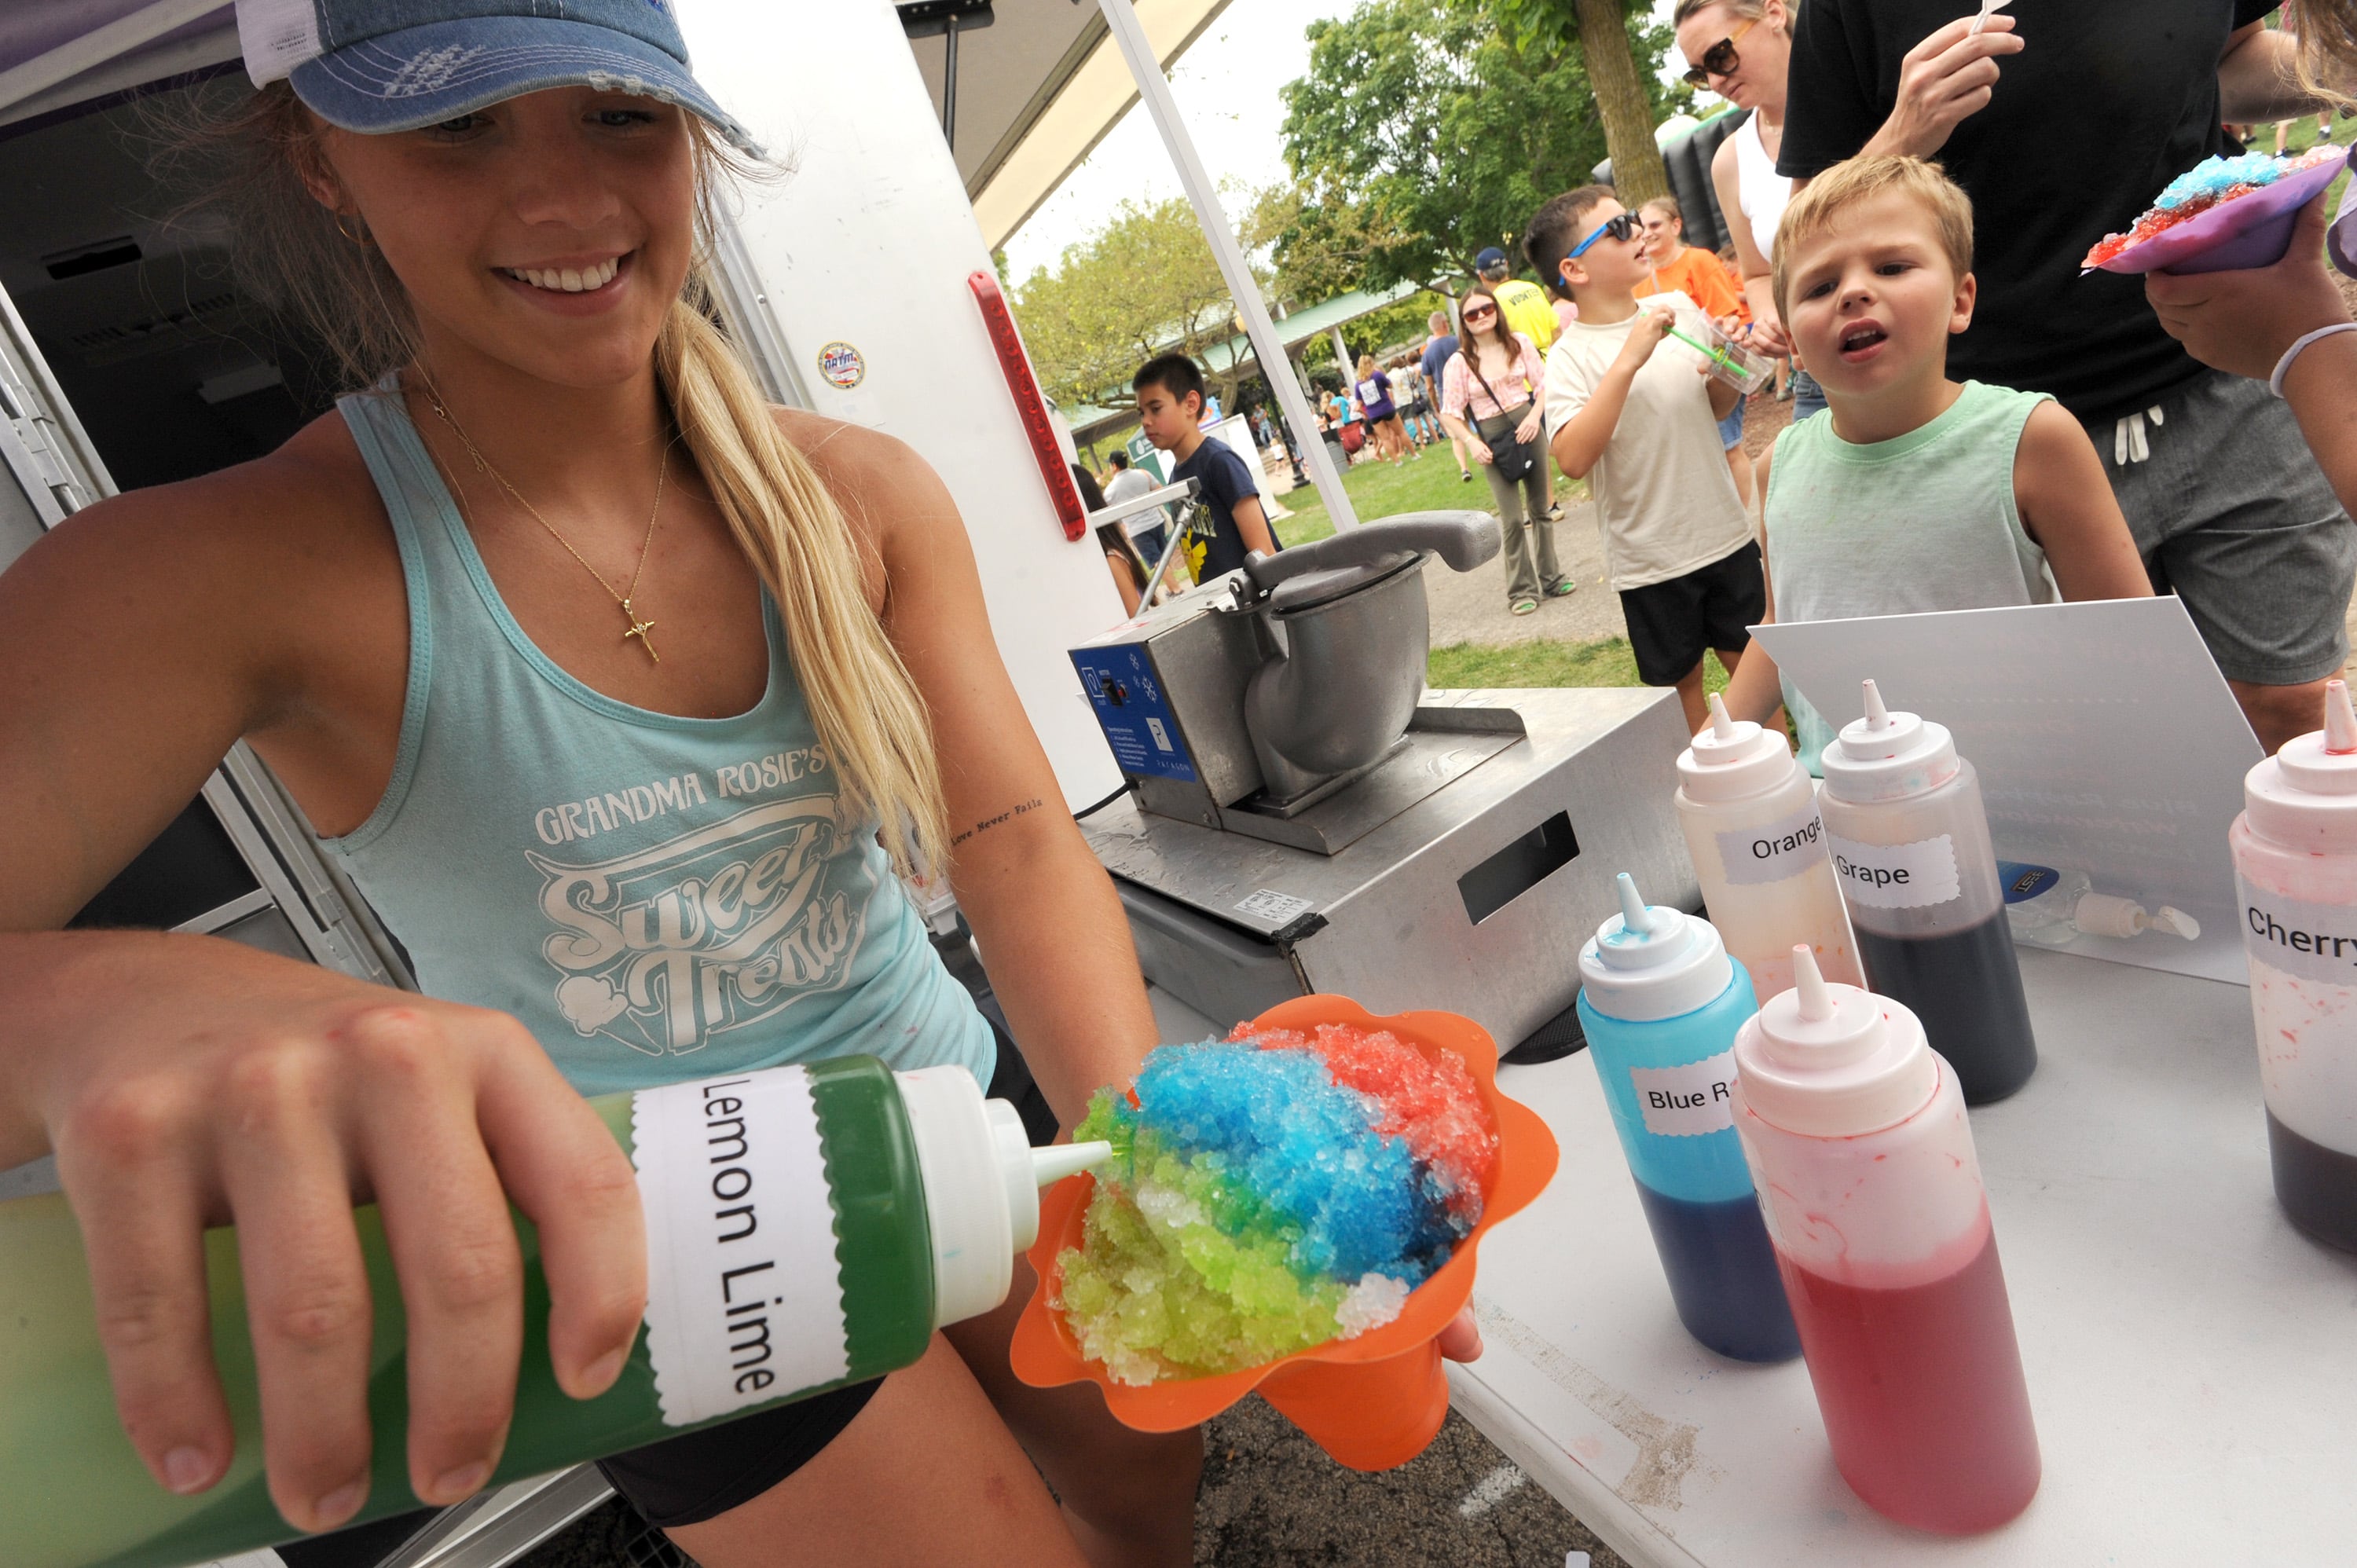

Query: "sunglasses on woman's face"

xmin=1682 ymin=14 xmax=1759 ymax=86
xmin=1567 ymin=211 xmax=1639 ymax=263
xmin=1463 ymin=302 xmax=1500 ymax=321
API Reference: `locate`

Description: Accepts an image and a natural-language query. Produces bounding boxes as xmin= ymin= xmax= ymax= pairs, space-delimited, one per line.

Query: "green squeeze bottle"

xmin=0 ymin=1057 xmax=1105 ymax=1568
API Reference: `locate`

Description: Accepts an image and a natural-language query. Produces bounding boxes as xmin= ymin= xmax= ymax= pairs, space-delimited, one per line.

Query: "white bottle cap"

xmin=2245 ymin=680 xmax=2357 ymax=851
xmin=2069 ymin=892 xmax=2151 ymax=940
xmin=1578 ymin=871 xmax=1736 ymax=1021
xmin=1734 ymin=947 xmax=1940 ymax=1137
xmin=1818 ymin=679 xmax=1959 ymax=804
xmin=2064 ymin=896 xmax=2199 ymax=942
xmin=1677 ymin=692 xmax=1799 ymax=803
xmin=896 ymin=1066 xmax=1113 ymax=1330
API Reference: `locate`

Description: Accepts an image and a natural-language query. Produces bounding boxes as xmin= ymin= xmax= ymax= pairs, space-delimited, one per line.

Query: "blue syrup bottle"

xmin=1577 ymin=873 xmax=1800 ymax=1363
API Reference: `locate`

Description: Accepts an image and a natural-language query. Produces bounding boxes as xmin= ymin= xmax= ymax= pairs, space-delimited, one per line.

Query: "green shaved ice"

xmin=1054 ymin=1149 xmax=1351 ymax=1383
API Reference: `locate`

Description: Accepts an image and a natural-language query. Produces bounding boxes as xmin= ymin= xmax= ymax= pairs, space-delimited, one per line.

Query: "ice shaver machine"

xmin=1069 ymin=511 xmax=1696 ymax=1053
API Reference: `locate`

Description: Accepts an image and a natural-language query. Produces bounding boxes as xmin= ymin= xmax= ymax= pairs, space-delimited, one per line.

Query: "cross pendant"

xmin=620 ymin=599 xmax=660 ymax=663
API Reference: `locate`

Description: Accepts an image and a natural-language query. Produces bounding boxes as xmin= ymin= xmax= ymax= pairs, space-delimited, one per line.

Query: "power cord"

xmin=1073 ymin=779 xmax=1135 ymax=820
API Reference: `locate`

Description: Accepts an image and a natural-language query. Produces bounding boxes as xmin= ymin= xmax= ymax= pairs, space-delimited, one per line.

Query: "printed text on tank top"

xmin=321 ymin=380 xmax=995 ymax=1097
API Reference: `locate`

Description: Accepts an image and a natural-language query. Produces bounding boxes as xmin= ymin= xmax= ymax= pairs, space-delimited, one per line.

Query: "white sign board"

xmin=1754 ymin=599 xmax=2262 ymax=985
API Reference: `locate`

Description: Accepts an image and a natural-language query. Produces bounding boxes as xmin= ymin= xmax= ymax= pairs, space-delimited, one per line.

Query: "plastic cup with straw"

xmin=1665 ymin=318 xmax=1776 ymax=397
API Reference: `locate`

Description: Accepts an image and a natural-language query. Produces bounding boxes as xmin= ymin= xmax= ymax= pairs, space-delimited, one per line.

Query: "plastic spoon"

xmin=1969 ymin=0 xmax=2009 ymax=36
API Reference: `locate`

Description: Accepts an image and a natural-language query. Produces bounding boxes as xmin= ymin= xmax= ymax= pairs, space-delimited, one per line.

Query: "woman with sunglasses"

xmin=1673 ymin=0 xmax=1830 ymax=420
xmin=1439 ymin=285 xmax=1574 ymax=614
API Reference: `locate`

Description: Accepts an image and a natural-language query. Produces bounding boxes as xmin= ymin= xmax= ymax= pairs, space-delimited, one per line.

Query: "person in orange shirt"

xmin=1637 ymin=195 xmax=1760 ymax=507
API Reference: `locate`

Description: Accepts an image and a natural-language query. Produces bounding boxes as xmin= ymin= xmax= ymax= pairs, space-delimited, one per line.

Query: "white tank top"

xmin=1734 ymin=112 xmax=1791 ymax=263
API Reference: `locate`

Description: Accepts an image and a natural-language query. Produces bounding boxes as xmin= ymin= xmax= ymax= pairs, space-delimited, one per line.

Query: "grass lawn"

xmin=1428 ymin=638 xmax=1736 ymax=697
xmin=1269 ymin=445 xmax=1586 ymax=548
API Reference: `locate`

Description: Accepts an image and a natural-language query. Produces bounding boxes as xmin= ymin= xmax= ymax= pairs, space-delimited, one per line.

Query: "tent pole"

xmin=1091 ymin=0 xmax=1358 ymax=530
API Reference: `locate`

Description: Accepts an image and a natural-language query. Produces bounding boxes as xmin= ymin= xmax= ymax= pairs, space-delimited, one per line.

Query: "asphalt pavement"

xmin=516 ymin=1401 xmax=1631 ymax=1568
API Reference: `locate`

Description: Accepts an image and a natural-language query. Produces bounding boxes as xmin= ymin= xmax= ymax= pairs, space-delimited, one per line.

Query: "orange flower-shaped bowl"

xmin=1010 ymin=994 xmax=1560 ymax=1471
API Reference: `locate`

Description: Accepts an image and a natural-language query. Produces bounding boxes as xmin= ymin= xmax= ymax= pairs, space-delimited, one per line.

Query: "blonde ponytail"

xmin=657 ymin=276 xmax=947 ymax=874
xmin=2293 ymin=2 xmax=2357 ymax=112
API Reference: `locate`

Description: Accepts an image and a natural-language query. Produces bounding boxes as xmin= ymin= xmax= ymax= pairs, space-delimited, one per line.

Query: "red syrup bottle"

xmin=1732 ymin=947 xmax=2040 ymax=1534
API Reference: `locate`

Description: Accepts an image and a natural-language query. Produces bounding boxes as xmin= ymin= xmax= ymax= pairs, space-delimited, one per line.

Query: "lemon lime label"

xmin=632 ymin=1065 xmax=850 ymax=1425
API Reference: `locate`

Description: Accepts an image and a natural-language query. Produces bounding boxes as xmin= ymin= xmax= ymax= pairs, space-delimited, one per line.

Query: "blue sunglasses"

xmin=1567 ymin=211 xmax=1639 ymax=266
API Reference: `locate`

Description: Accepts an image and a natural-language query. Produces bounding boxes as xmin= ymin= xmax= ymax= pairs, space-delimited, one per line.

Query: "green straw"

xmin=1663 ymin=324 xmax=1739 ymax=372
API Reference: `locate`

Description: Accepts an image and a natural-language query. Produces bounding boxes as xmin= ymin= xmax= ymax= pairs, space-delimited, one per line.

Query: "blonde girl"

xmin=0 ymin=2 xmax=1202 ymax=1563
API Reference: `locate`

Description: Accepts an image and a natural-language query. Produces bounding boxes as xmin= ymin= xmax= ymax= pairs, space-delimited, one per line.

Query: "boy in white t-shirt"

xmin=1529 ymin=185 xmax=1765 ymax=732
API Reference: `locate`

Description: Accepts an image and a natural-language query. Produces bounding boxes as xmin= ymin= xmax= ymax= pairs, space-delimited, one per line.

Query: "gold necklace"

xmin=420 ymin=381 xmax=670 ymax=664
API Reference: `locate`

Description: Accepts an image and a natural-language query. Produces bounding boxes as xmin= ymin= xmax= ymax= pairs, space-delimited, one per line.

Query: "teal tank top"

xmin=321 ymin=383 xmax=995 ymax=1098
xmin=1763 ymin=380 xmax=2060 ymax=771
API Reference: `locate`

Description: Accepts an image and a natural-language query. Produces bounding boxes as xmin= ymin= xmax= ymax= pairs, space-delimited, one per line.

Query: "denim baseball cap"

xmin=1474 ymin=246 xmax=1508 ymax=269
xmin=234 ymin=0 xmax=760 ymax=155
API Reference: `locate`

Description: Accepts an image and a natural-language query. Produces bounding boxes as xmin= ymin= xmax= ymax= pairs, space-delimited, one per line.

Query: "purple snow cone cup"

xmin=2091 ymin=151 xmax=2350 ymax=277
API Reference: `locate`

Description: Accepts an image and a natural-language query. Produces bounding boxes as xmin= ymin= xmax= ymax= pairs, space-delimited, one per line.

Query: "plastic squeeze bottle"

xmin=0 ymin=1055 xmax=1107 ymax=1568
xmin=1676 ymin=692 xmax=1862 ymax=998
xmin=1818 ymin=680 xmax=2037 ymax=1104
xmin=1577 ymin=873 xmax=1800 ymax=1362
xmin=1732 ymin=947 xmax=2040 ymax=1534
xmin=2231 ymin=678 xmax=2357 ymax=1252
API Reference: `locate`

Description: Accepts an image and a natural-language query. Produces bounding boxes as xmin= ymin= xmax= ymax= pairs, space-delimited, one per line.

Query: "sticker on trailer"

xmin=1235 ymin=888 xmax=1314 ymax=924
xmin=1069 ymin=644 xmax=1198 ymax=782
xmin=816 ymin=341 xmax=866 ymax=389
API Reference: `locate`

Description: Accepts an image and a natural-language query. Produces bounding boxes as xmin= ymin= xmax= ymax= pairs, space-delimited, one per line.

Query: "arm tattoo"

xmin=950 ymin=797 xmax=1044 ymax=849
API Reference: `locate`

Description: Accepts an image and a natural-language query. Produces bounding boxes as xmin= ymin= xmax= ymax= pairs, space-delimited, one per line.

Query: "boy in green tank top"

xmin=1719 ymin=156 xmax=2152 ymax=764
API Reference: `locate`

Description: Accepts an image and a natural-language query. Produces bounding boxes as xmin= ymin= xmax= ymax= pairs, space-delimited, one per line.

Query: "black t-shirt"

xmin=1171 ymin=438 xmax=1270 ymax=581
xmin=1779 ymin=0 xmax=2274 ymax=422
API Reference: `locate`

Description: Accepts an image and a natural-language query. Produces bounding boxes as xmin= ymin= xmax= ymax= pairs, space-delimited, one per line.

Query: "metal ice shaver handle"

xmin=1238 ymin=510 xmax=1501 ymax=599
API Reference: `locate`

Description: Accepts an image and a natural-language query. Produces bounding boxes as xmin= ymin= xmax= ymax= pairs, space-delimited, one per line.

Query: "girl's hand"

xmin=16 ymin=934 xmax=646 ymax=1534
xmin=1515 ymin=409 xmax=1544 ymax=445
xmin=2146 ymin=189 xmax=2350 ymax=381
xmin=1439 ymin=1307 xmax=1483 ymax=1362
xmin=1468 ymin=439 xmax=1495 ymax=466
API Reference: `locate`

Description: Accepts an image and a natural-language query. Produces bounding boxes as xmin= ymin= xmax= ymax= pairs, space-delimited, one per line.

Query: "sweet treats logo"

xmin=529 ymin=797 xmax=870 ymax=1059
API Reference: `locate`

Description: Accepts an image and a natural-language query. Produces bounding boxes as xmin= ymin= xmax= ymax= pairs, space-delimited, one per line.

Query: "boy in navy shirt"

xmin=1134 ymin=354 xmax=1277 ymax=581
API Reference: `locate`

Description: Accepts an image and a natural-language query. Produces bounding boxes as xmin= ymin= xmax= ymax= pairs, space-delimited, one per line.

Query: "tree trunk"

xmin=1574 ymin=0 xmax=1668 ymax=210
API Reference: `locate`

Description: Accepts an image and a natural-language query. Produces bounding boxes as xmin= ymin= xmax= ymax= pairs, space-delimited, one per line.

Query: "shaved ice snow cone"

xmin=2084 ymin=145 xmax=2347 ymax=275
xmin=1010 ymin=997 xmax=1557 ymax=1470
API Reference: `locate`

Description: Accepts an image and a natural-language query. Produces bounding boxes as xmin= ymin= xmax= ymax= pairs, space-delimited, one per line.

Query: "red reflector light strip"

xmin=970 ymin=269 xmax=1087 ymax=541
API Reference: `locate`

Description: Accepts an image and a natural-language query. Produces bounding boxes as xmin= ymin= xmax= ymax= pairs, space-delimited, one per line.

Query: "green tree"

xmin=1493 ymin=0 xmax=1677 ymax=210
xmin=1010 ymin=196 xmax=1246 ymax=412
xmin=1277 ymin=0 xmax=1687 ymax=293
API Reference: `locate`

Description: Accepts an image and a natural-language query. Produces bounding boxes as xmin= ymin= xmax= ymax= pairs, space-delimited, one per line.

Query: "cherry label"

xmin=2238 ymin=877 xmax=2357 ymax=988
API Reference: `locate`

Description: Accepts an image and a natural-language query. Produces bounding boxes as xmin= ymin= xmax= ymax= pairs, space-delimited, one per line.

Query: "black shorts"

xmin=1618 ymin=541 xmax=1765 ymax=687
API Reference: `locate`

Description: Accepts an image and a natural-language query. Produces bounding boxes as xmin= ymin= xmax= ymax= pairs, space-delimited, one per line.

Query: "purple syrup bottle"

xmin=1817 ymin=680 xmax=2036 ymax=1105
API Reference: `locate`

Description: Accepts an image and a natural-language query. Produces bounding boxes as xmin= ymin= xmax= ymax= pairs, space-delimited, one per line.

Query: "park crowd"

xmin=1098 ymin=0 xmax=2357 ymax=760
